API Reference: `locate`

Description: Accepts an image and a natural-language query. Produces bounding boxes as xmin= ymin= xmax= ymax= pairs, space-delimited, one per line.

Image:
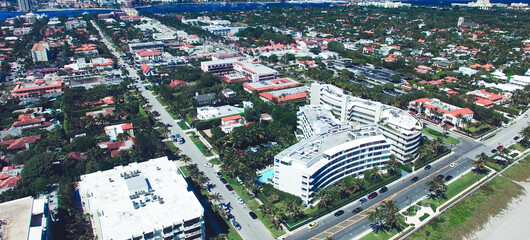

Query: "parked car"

xmin=225 ymin=184 xmax=233 ymax=191
xmin=411 ymin=176 xmax=419 ymax=183
xmin=308 ymin=222 xmax=318 ymax=229
xmin=368 ymin=192 xmax=378 ymax=199
xmin=237 ymin=198 xmax=244 ymax=204
xmin=445 ymin=175 xmax=453 ymax=181
xmin=249 ymin=211 xmax=258 ymax=219
xmin=220 ymin=178 xmax=228 ymax=184
xmin=358 ymin=198 xmax=368 ymax=204
xmin=514 ymin=136 xmax=520 ymax=141
xmin=491 ymin=149 xmax=497 ymax=153
xmin=424 ymin=165 xmax=432 ymax=170
xmin=334 ymin=210 xmax=345 ymax=217
xmin=497 ymin=145 xmax=504 ymax=150
xmin=204 ymin=163 xmax=213 ymax=168
xmin=352 ymin=207 xmax=363 ymax=214
xmin=379 ymin=186 xmax=388 ymax=194
xmin=226 ymin=213 xmax=234 ymax=221
xmin=215 ymin=172 xmax=223 ymax=178
xmin=232 ymin=221 xmax=241 ymax=230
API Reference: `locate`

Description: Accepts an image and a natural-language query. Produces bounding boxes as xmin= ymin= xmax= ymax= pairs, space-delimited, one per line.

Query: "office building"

xmin=31 ymin=43 xmax=50 ymax=62
xmin=310 ymin=83 xmax=422 ymax=162
xmin=79 ymin=157 xmax=204 ymax=240
xmin=274 ymin=126 xmax=391 ymax=204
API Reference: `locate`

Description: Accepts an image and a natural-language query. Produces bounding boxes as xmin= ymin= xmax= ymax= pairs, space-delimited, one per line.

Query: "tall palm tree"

xmin=425 ymin=178 xmax=447 ymax=198
xmin=369 ymin=166 xmax=383 ymax=183
xmin=381 ymin=200 xmax=403 ymax=231
xmin=520 ymin=126 xmax=530 ymax=140
xmin=210 ymin=192 xmax=223 ymax=204
xmin=351 ymin=178 xmax=365 ymax=193
xmin=387 ymin=155 xmax=399 ymax=175
xmin=367 ymin=207 xmax=384 ymax=233
xmin=180 ymin=155 xmax=192 ymax=166
xmin=473 ymin=153 xmax=489 ymax=173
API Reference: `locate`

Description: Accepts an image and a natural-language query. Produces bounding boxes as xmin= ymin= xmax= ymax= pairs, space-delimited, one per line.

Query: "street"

xmin=91 ymin=20 xmax=275 ymax=240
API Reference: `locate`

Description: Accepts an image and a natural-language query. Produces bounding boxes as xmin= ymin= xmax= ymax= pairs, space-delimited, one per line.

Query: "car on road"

xmin=424 ymin=165 xmax=432 ymax=170
xmin=491 ymin=149 xmax=497 ymax=153
xmin=436 ymin=174 xmax=444 ymax=180
xmin=334 ymin=210 xmax=345 ymax=217
xmin=514 ymin=136 xmax=520 ymax=141
xmin=352 ymin=207 xmax=363 ymax=214
xmin=497 ymin=145 xmax=504 ymax=150
xmin=379 ymin=186 xmax=388 ymax=194
xmin=368 ymin=192 xmax=378 ymax=199
xmin=450 ymin=163 xmax=457 ymax=168
xmin=308 ymin=222 xmax=318 ymax=229
xmin=411 ymin=176 xmax=419 ymax=183
xmin=232 ymin=221 xmax=242 ymax=230
xmin=220 ymin=178 xmax=228 ymax=184
xmin=358 ymin=198 xmax=368 ymax=204
xmin=525 ymin=114 xmax=528 ymax=118
xmin=445 ymin=175 xmax=453 ymax=181
xmin=220 ymin=203 xmax=229 ymax=212
xmin=225 ymin=184 xmax=233 ymax=191
xmin=237 ymin=198 xmax=244 ymax=204
xmin=249 ymin=211 xmax=258 ymax=219
xmin=204 ymin=163 xmax=213 ymax=168
xmin=215 ymin=172 xmax=223 ymax=178
xmin=226 ymin=213 xmax=234 ymax=221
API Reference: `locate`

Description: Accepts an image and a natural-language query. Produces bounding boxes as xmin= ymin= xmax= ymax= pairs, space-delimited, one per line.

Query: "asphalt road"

xmin=92 ymin=20 xmax=275 ymax=240
xmin=288 ymin=109 xmax=530 ymax=240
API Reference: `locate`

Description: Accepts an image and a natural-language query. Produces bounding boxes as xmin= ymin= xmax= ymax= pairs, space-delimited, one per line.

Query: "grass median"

xmin=409 ymin=175 xmax=524 ymax=239
xmin=422 ymin=128 xmax=460 ymax=144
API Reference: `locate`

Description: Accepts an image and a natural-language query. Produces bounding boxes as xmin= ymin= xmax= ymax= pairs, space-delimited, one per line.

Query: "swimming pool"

xmin=257 ymin=168 xmax=274 ymax=183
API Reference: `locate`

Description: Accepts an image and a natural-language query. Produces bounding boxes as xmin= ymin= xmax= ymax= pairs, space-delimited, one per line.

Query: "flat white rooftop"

xmin=0 ymin=196 xmax=33 ymax=240
xmin=236 ymin=61 xmax=278 ymax=75
xmin=79 ymin=157 xmax=203 ymax=240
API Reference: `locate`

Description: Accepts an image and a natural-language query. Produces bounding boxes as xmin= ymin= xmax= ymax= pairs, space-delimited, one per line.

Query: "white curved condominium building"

xmin=310 ymin=83 xmax=422 ymax=162
xmin=274 ymin=125 xmax=391 ymax=204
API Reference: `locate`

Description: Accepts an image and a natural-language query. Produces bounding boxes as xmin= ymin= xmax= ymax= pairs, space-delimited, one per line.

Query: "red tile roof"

xmin=0 ymin=135 xmax=41 ymax=150
xmin=259 ymin=92 xmax=307 ymax=102
xmin=121 ymin=123 xmax=133 ymax=130
xmin=222 ymin=115 xmax=242 ymax=122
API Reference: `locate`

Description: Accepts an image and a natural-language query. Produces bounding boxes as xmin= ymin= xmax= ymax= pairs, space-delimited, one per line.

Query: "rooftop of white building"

xmin=276 ymin=125 xmax=382 ymax=168
xmin=380 ymin=106 xmax=422 ymax=133
xmin=0 ymin=196 xmax=33 ymax=240
xmin=235 ymin=61 xmax=278 ymax=75
xmin=78 ymin=157 xmax=203 ymax=240
xmin=298 ymin=105 xmax=341 ymax=129
xmin=201 ymin=58 xmax=239 ymax=66
xmin=196 ymin=105 xmax=244 ymax=120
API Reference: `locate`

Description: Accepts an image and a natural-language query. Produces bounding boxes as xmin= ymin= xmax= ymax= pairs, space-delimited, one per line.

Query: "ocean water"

xmin=0 ymin=1 xmax=528 ymax=21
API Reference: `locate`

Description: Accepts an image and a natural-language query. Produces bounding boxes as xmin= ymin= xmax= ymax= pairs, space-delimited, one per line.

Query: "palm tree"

xmin=180 ymin=155 xmax=192 ymax=166
xmin=381 ymin=200 xmax=403 ymax=231
xmin=210 ymin=192 xmax=223 ymax=204
xmin=387 ymin=155 xmax=399 ymax=175
xmin=351 ymin=178 xmax=365 ymax=193
xmin=316 ymin=189 xmax=332 ymax=209
xmin=473 ymin=153 xmax=489 ymax=173
xmin=425 ymin=178 xmax=447 ymax=198
xmin=520 ymin=126 xmax=530 ymax=140
xmin=367 ymin=207 xmax=384 ymax=233
xmin=259 ymin=203 xmax=273 ymax=215
xmin=337 ymin=181 xmax=349 ymax=199
xmin=369 ymin=166 xmax=383 ymax=183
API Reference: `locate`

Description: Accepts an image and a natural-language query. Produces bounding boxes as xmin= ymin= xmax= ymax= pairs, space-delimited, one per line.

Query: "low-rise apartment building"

xmin=409 ymin=98 xmax=474 ymax=128
xmin=11 ymin=79 xmax=64 ymax=99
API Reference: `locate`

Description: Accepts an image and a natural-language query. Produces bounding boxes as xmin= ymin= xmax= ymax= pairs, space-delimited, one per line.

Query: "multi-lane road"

xmin=92 ymin=19 xmax=530 ymax=240
xmin=92 ymin=20 xmax=275 ymax=240
xmin=287 ymin=111 xmax=530 ymax=240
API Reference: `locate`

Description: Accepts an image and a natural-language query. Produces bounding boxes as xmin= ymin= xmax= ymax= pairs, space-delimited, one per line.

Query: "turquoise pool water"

xmin=257 ymin=168 xmax=274 ymax=183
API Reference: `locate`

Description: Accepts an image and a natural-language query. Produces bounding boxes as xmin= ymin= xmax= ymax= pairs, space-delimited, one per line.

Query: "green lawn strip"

xmin=179 ymin=166 xmax=190 ymax=178
xmin=409 ymin=176 xmax=524 ymax=240
xmin=419 ymin=213 xmax=430 ymax=221
xmin=177 ymin=121 xmax=189 ymax=130
xmin=139 ymin=105 xmax=148 ymax=117
xmin=429 ymin=171 xmax=486 ymax=208
xmin=502 ymin=155 xmax=530 ymax=182
xmin=422 ymin=128 xmax=460 ymax=144
xmin=509 ymin=143 xmax=526 ymax=152
xmin=164 ymin=141 xmax=178 ymax=154
xmin=224 ymin=176 xmax=285 ymax=238
xmin=187 ymin=133 xmax=214 ymax=157
xmin=359 ymin=229 xmax=401 ymax=240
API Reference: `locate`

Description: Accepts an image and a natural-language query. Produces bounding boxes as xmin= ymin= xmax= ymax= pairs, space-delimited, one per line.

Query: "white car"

xmin=450 ymin=163 xmax=457 ymax=168
xmin=237 ymin=198 xmax=244 ymax=204
xmin=204 ymin=163 xmax=213 ymax=168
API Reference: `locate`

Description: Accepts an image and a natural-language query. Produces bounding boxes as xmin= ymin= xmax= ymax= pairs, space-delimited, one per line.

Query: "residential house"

xmin=193 ymin=93 xmax=217 ymax=106
xmin=104 ymin=123 xmax=134 ymax=141
xmin=409 ymin=98 xmax=474 ymax=128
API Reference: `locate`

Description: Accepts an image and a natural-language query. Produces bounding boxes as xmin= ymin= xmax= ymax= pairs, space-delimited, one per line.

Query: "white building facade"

xmin=310 ymin=83 xmax=422 ymax=162
xmin=274 ymin=126 xmax=391 ymax=204
xmin=79 ymin=157 xmax=205 ymax=240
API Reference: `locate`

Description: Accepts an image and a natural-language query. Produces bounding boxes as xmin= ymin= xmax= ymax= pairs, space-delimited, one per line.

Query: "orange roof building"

xmin=11 ymin=79 xmax=64 ymax=99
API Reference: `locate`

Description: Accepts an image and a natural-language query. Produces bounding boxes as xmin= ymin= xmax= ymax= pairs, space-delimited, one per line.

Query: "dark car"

xmin=352 ymin=207 xmax=363 ymax=214
xmin=225 ymin=184 xmax=233 ymax=191
xmin=249 ymin=211 xmax=258 ymax=219
xmin=334 ymin=210 xmax=345 ymax=217
xmin=226 ymin=213 xmax=235 ymax=221
xmin=220 ymin=178 xmax=228 ymax=184
xmin=436 ymin=174 xmax=444 ymax=180
xmin=368 ymin=192 xmax=378 ymax=199
xmin=215 ymin=172 xmax=223 ymax=178
xmin=491 ymin=149 xmax=497 ymax=153
xmin=411 ymin=176 xmax=419 ymax=183
xmin=445 ymin=175 xmax=453 ymax=181
xmin=232 ymin=221 xmax=241 ymax=230
xmin=379 ymin=186 xmax=388 ymax=194
xmin=424 ymin=165 xmax=432 ymax=170
xmin=514 ymin=136 xmax=520 ymax=141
